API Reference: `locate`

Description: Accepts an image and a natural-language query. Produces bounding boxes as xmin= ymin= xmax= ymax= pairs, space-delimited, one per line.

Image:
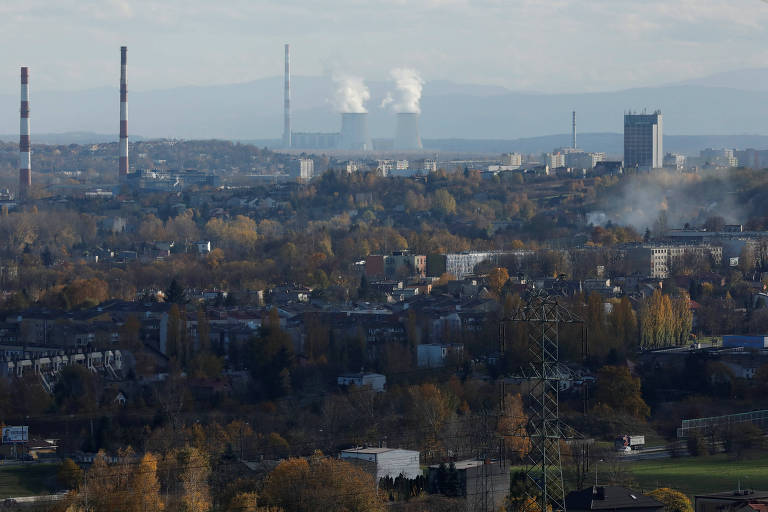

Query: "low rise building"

xmin=337 ymin=372 xmax=386 ymax=392
xmin=695 ymin=490 xmax=768 ymax=512
xmin=339 ymin=447 xmax=420 ymax=481
xmin=417 ymin=343 xmax=464 ymax=368
xmin=566 ymin=486 xmax=663 ymax=512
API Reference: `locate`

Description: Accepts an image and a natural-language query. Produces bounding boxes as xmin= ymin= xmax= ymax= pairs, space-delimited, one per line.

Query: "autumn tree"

xmin=497 ymin=393 xmax=531 ymax=461
xmin=488 ymin=267 xmax=510 ymax=296
xmin=126 ymin=452 xmax=164 ymax=512
xmin=179 ymin=446 xmax=211 ymax=512
xmin=58 ymin=458 xmax=83 ymax=490
xmin=432 ymin=189 xmax=457 ymax=216
xmin=261 ymin=451 xmax=383 ymax=512
xmin=648 ymin=488 xmax=693 ymax=512
xmin=407 ymin=383 xmax=454 ymax=459
xmin=592 ymin=366 xmax=650 ymax=418
xmin=640 ymin=290 xmax=690 ymax=348
xmin=609 ymin=296 xmax=638 ymax=351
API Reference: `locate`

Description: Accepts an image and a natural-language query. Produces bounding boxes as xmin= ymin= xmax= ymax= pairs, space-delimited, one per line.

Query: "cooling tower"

xmin=394 ymin=112 xmax=422 ymax=151
xmin=340 ymin=113 xmax=372 ymax=151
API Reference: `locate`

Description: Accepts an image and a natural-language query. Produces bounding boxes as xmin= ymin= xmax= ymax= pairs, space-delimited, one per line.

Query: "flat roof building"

xmin=624 ymin=111 xmax=663 ymax=171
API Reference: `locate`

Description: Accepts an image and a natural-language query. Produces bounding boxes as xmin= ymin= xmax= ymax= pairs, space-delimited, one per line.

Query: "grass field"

xmin=627 ymin=454 xmax=768 ymax=496
xmin=0 ymin=463 xmax=58 ymax=499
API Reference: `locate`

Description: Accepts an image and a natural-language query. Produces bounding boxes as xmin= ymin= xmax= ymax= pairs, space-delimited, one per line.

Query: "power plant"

xmin=119 ymin=46 xmax=129 ymax=178
xmin=19 ymin=67 xmax=31 ymax=197
xmin=282 ymin=43 xmax=291 ymax=149
xmin=394 ymin=112 xmax=422 ymax=151
xmin=339 ymin=112 xmax=372 ymax=151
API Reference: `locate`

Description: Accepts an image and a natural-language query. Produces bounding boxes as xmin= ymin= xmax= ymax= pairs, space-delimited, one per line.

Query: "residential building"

xmin=365 ymin=252 xmax=427 ymax=279
xmin=545 ymin=152 xmax=566 ymax=169
xmin=566 ymin=486 xmax=663 ymax=512
xmin=417 ymin=343 xmax=464 ymax=368
xmin=699 ymin=148 xmax=738 ymax=168
xmin=695 ymin=490 xmax=768 ymax=512
xmin=735 ymin=149 xmax=768 ymax=170
xmin=194 ymin=241 xmax=211 ymax=255
xmin=624 ymin=111 xmax=663 ymax=171
xmin=663 ymin=152 xmax=686 ymax=170
xmin=427 ymin=251 xmax=533 ymax=279
xmin=339 ymin=448 xmax=420 ymax=481
xmin=501 ymin=152 xmax=523 ymax=166
xmin=625 ymin=244 xmax=723 ymax=279
xmin=288 ymin=158 xmax=314 ymax=180
xmin=564 ymin=151 xmax=606 ymax=169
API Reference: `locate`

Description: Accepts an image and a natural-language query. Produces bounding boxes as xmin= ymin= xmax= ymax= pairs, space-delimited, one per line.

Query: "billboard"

xmin=2 ymin=426 xmax=28 ymax=444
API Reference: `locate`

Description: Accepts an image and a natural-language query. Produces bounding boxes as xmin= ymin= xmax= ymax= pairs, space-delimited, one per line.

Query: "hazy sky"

xmin=2 ymin=0 xmax=768 ymax=94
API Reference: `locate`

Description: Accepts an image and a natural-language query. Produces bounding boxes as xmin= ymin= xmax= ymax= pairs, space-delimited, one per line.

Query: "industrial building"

xmin=339 ymin=447 xmax=420 ymax=481
xmin=624 ymin=111 xmax=663 ymax=171
xmin=291 ymin=132 xmax=340 ymax=150
xmin=124 ymin=169 xmax=220 ymax=191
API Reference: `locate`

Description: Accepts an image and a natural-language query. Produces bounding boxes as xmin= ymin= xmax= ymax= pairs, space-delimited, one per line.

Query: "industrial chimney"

xmin=283 ymin=44 xmax=291 ymax=149
xmin=19 ymin=67 xmax=31 ymax=197
xmin=119 ymin=46 xmax=128 ymax=178
xmin=394 ymin=112 xmax=422 ymax=151
xmin=340 ymin=113 xmax=372 ymax=151
xmin=572 ymin=110 xmax=577 ymax=149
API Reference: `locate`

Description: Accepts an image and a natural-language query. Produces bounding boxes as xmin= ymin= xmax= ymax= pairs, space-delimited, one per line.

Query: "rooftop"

xmin=695 ymin=490 xmax=768 ymax=501
xmin=566 ymin=486 xmax=663 ymax=511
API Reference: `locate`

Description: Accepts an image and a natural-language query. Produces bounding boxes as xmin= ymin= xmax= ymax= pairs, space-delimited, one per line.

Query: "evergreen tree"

xmin=165 ymin=278 xmax=186 ymax=304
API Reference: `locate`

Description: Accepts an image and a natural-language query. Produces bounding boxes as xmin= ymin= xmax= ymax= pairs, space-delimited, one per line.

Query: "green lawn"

xmin=627 ymin=454 xmax=768 ymax=496
xmin=0 ymin=463 xmax=59 ymax=499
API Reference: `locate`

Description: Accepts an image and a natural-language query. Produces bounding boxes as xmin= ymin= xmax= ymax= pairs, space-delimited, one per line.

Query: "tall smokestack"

xmin=394 ymin=113 xmax=422 ymax=151
xmin=572 ymin=110 xmax=576 ymax=149
xmin=19 ymin=67 xmax=31 ymax=197
xmin=119 ymin=46 xmax=128 ymax=177
xmin=283 ymin=44 xmax=291 ymax=149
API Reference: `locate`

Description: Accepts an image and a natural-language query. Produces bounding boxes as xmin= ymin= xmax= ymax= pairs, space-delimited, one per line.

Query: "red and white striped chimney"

xmin=19 ymin=67 xmax=31 ymax=197
xmin=119 ymin=46 xmax=128 ymax=177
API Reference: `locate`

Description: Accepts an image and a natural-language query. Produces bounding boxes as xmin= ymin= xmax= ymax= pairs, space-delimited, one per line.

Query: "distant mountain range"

xmin=0 ymin=70 xmax=767 ymax=148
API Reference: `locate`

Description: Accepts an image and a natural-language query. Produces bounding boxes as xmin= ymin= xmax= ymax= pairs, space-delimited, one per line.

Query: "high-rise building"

xmin=289 ymin=158 xmax=314 ymax=180
xmin=624 ymin=111 xmax=663 ymax=171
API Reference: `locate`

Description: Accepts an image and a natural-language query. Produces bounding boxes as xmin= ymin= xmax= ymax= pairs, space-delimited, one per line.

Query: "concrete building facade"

xmin=339 ymin=447 xmax=420 ymax=481
xmin=624 ymin=112 xmax=663 ymax=171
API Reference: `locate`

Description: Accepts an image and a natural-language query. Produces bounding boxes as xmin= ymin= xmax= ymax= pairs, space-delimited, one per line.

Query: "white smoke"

xmin=381 ymin=68 xmax=424 ymax=114
xmin=332 ymin=74 xmax=370 ymax=113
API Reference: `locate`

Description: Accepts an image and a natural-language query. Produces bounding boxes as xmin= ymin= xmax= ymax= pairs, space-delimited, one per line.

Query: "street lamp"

xmin=594 ymin=458 xmax=605 ymax=487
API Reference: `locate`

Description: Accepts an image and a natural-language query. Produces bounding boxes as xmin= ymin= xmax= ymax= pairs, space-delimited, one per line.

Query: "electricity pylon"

xmin=501 ymin=290 xmax=583 ymax=512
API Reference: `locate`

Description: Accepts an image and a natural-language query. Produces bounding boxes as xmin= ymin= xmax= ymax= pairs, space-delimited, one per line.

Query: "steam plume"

xmin=382 ymin=68 xmax=424 ymax=114
xmin=332 ymin=74 xmax=370 ymax=113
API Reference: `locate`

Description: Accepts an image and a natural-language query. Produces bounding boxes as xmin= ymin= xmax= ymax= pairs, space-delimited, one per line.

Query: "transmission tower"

xmin=501 ymin=290 xmax=583 ymax=512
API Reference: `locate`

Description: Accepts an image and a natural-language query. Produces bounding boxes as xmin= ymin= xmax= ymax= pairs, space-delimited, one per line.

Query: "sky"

xmin=2 ymin=0 xmax=768 ymax=94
